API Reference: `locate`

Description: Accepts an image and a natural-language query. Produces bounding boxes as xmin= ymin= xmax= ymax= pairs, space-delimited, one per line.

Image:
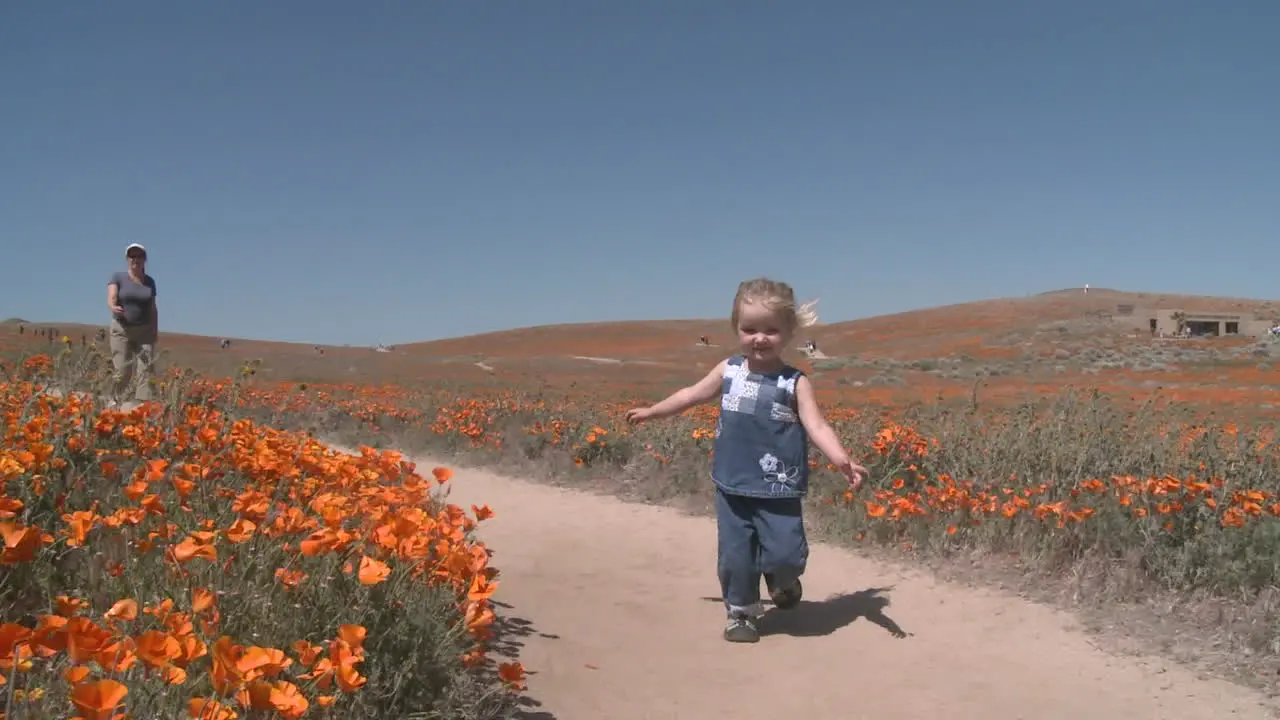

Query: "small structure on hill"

xmin=1119 ymin=307 xmax=1273 ymax=338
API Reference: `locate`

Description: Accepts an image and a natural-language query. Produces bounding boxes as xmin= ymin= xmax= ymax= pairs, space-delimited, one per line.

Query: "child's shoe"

xmin=723 ymin=612 xmax=760 ymax=643
xmin=765 ymin=574 xmax=802 ymax=610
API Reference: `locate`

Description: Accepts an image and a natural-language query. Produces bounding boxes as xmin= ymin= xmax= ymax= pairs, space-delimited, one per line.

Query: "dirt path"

xmin=426 ymin=458 xmax=1277 ymax=720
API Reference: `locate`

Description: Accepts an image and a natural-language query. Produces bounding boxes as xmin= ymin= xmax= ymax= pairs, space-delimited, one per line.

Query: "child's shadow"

xmin=701 ymin=586 xmax=911 ymax=638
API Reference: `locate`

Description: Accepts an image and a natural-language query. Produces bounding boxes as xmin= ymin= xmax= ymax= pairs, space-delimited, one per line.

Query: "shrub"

xmin=0 ymin=352 xmax=522 ymax=719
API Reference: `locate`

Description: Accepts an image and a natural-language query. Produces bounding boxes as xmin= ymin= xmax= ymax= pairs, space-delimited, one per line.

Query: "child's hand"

xmin=624 ymin=407 xmax=653 ymax=425
xmin=837 ymin=458 xmax=868 ymax=490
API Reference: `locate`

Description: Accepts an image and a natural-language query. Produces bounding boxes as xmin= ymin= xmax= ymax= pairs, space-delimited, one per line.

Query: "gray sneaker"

xmin=723 ymin=612 xmax=759 ymax=643
xmin=766 ymin=575 xmax=803 ymax=610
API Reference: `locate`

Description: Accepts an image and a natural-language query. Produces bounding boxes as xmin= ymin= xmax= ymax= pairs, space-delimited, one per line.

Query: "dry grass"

xmin=0 ymin=347 xmax=525 ymax=719
xmin=7 ymin=287 xmax=1280 ymax=708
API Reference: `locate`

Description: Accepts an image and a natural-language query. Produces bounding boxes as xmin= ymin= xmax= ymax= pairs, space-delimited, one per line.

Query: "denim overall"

xmin=711 ymin=355 xmax=810 ymax=615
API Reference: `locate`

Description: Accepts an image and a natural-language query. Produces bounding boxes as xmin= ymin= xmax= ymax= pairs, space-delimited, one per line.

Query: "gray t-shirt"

xmin=109 ymin=271 xmax=157 ymax=326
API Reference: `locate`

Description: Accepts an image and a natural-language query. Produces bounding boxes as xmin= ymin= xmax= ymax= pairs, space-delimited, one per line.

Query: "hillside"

xmin=6 ymin=289 xmax=1279 ymax=410
xmin=407 ymin=288 xmax=1278 ymax=362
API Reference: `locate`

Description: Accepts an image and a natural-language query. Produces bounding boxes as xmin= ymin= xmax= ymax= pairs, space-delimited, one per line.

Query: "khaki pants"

xmin=109 ymin=318 xmax=156 ymax=402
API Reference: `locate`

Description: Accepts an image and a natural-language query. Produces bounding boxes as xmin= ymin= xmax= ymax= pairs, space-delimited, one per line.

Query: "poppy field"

xmin=6 ymin=285 xmax=1280 ymax=709
xmin=0 ymin=349 xmax=525 ymax=719
xmin=202 ymin=337 xmax=1280 ymax=690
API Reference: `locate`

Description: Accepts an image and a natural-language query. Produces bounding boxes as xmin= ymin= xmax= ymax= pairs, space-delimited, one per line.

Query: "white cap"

xmin=126 ymin=243 xmax=147 ymax=256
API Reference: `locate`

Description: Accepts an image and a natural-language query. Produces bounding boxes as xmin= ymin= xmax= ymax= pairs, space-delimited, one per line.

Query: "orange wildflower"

xmin=70 ymin=678 xmax=128 ymax=720
xmin=357 ymin=555 xmax=391 ymax=585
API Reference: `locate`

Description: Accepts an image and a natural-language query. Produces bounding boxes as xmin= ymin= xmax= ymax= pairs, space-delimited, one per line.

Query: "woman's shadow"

xmin=705 ymin=586 xmax=911 ymax=639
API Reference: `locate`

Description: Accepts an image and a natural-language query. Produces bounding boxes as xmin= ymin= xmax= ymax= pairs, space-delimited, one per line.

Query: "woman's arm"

xmin=106 ymin=281 xmax=124 ymax=315
xmin=148 ymin=277 xmax=159 ymax=336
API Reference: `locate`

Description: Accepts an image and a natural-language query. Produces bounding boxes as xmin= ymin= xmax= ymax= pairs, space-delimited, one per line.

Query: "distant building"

xmin=1118 ymin=307 xmax=1274 ymax=338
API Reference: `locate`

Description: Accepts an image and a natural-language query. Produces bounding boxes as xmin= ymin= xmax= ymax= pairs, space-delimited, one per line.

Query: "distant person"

xmin=106 ymin=243 xmax=159 ymax=407
xmin=624 ymin=277 xmax=867 ymax=644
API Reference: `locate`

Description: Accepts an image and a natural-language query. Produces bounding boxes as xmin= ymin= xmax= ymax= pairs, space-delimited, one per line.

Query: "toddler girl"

xmin=626 ymin=277 xmax=866 ymax=643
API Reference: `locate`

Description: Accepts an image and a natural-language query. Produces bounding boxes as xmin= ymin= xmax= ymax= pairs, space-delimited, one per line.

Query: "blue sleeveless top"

xmin=711 ymin=355 xmax=810 ymax=499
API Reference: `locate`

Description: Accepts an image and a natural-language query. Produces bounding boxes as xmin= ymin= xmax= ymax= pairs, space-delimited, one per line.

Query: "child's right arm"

xmin=625 ymin=359 xmax=727 ymax=424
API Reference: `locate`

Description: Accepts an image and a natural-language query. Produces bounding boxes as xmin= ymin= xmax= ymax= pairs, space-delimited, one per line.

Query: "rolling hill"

xmin=6 ymin=289 xmax=1278 ymax=409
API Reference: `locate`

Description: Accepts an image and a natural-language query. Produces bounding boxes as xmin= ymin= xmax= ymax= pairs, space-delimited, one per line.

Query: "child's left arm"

xmin=795 ymin=375 xmax=867 ymax=489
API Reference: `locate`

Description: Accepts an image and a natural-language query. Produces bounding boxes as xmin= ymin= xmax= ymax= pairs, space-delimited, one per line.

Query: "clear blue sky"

xmin=2 ymin=2 xmax=1277 ymax=345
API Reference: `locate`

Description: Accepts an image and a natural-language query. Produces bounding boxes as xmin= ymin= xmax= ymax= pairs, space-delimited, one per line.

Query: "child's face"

xmin=735 ymin=300 xmax=792 ymax=366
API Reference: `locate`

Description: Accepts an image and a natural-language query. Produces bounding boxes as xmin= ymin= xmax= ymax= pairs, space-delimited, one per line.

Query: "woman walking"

xmin=106 ymin=243 xmax=159 ymax=407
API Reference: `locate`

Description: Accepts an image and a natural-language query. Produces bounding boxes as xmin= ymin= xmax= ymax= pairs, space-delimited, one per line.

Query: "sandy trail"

xmin=425 ymin=458 xmax=1276 ymax=720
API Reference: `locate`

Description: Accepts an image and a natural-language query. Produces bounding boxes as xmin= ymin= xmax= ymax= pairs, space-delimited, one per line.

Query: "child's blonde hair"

xmin=730 ymin=277 xmax=820 ymax=331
